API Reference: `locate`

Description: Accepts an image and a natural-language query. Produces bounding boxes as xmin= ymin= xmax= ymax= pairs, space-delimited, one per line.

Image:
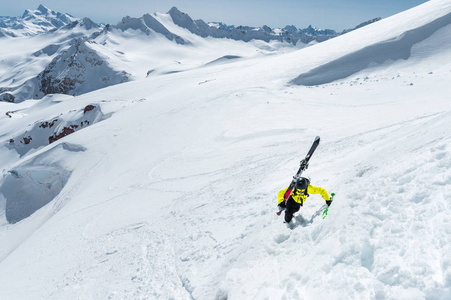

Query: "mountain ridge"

xmin=0 ymin=4 xmax=77 ymax=37
xmin=0 ymin=5 xmax=381 ymax=103
xmin=1 ymin=4 xmax=376 ymax=41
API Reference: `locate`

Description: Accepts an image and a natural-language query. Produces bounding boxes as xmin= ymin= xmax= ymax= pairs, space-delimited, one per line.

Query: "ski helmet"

xmin=295 ymin=177 xmax=310 ymax=190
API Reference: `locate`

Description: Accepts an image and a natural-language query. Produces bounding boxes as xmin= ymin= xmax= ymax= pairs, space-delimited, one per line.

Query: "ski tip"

xmin=315 ymin=136 xmax=320 ymax=141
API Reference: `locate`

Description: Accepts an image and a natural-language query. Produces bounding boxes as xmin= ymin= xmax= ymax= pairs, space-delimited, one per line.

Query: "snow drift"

xmin=2 ymin=165 xmax=70 ymax=224
xmin=292 ymin=11 xmax=451 ymax=86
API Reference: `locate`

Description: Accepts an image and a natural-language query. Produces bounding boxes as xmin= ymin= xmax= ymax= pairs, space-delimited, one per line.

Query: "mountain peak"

xmin=168 ymin=7 xmax=183 ymax=15
xmin=37 ymin=4 xmax=51 ymax=15
xmin=80 ymin=17 xmax=99 ymax=30
xmin=6 ymin=5 xmax=79 ymax=37
xmin=168 ymin=7 xmax=193 ymax=23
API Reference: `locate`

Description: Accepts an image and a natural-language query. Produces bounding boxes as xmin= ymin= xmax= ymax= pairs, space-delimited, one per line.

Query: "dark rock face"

xmin=39 ymin=74 xmax=79 ymax=95
xmin=83 ymin=105 xmax=95 ymax=114
xmin=36 ymin=39 xmax=130 ymax=97
xmin=0 ymin=93 xmax=15 ymax=102
xmin=49 ymin=126 xmax=76 ymax=144
xmin=23 ymin=136 xmax=32 ymax=144
xmin=341 ymin=18 xmax=382 ymax=34
xmin=39 ymin=119 xmax=59 ymax=128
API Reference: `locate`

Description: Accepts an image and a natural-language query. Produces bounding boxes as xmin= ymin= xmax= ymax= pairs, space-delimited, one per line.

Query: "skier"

xmin=278 ymin=177 xmax=332 ymax=223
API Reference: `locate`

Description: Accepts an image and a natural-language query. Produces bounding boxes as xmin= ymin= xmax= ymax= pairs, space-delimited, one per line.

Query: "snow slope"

xmin=0 ymin=0 xmax=450 ymax=299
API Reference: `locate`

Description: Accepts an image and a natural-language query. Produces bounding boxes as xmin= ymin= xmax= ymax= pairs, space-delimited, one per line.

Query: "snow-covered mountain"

xmin=1 ymin=0 xmax=451 ymax=299
xmin=0 ymin=4 xmax=78 ymax=37
xmin=165 ymin=7 xmax=339 ymax=44
xmin=0 ymin=5 xmax=363 ymax=104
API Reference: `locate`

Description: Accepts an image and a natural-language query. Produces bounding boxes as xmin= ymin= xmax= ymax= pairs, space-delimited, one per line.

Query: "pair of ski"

xmin=277 ymin=136 xmax=333 ymax=220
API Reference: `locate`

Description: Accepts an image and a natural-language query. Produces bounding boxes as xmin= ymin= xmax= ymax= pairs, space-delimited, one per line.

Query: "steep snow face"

xmin=3 ymin=38 xmax=131 ymax=102
xmin=292 ymin=11 xmax=451 ymax=86
xmin=0 ymin=4 xmax=77 ymax=37
xmin=168 ymin=7 xmax=206 ymax=37
xmin=0 ymin=1 xmax=450 ymax=299
xmin=36 ymin=39 xmax=131 ymax=96
xmin=115 ymin=14 xmax=186 ymax=44
xmin=60 ymin=17 xmax=101 ymax=31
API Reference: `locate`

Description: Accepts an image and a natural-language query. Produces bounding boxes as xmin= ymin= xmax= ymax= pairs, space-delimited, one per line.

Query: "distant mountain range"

xmin=0 ymin=5 xmax=381 ymax=103
xmin=0 ymin=5 xmax=78 ymax=37
xmin=0 ymin=5 xmax=379 ymax=42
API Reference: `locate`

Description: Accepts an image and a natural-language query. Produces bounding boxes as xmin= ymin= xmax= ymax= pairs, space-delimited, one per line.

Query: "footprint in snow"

xmin=274 ymin=233 xmax=290 ymax=244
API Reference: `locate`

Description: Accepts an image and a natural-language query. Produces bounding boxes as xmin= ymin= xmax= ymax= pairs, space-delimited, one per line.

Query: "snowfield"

xmin=0 ymin=0 xmax=451 ymax=299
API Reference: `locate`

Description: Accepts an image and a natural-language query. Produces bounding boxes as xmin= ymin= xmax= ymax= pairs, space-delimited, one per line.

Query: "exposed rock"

xmin=0 ymin=93 xmax=15 ymax=102
xmin=341 ymin=17 xmax=382 ymax=34
xmin=39 ymin=119 xmax=58 ymax=128
xmin=49 ymin=127 xmax=75 ymax=144
xmin=8 ymin=105 xmax=105 ymax=156
xmin=36 ymin=38 xmax=131 ymax=98
xmin=83 ymin=105 xmax=95 ymax=114
xmin=23 ymin=136 xmax=32 ymax=144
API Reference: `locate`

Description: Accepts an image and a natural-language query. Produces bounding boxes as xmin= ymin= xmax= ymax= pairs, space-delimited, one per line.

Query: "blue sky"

xmin=2 ymin=0 xmax=429 ymax=30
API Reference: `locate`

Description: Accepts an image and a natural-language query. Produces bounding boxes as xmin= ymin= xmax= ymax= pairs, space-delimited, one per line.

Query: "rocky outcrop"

xmin=0 ymin=92 xmax=15 ymax=102
xmin=48 ymin=126 xmax=77 ymax=144
xmin=7 ymin=104 xmax=106 ymax=156
xmin=341 ymin=18 xmax=382 ymax=34
xmin=36 ymin=38 xmax=130 ymax=97
xmin=1 ymin=37 xmax=130 ymax=103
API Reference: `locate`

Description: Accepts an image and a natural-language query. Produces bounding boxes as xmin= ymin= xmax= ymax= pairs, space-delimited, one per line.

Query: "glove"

xmin=326 ymin=200 xmax=332 ymax=207
xmin=278 ymin=201 xmax=286 ymax=209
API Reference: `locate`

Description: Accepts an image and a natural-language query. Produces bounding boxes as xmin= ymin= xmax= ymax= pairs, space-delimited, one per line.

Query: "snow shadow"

xmin=287 ymin=206 xmax=326 ymax=230
xmin=32 ymin=44 xmax=60 ymax=57
xmin=291 ymin=12 xmax=451 ymax=86
xmin=1 ymin=165 xmax=70 ymax=224
xmin=205 ymin=55 xmax=242 ymax=66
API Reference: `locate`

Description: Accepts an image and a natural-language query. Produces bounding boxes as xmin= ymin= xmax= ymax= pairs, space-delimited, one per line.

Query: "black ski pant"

xmin=285 ymin=197 xmax=301 ymax=223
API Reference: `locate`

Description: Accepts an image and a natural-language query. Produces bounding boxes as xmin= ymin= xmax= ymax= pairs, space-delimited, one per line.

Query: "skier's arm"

xmin=308 ymin=185 xmax=330 ymax=201
xmin=278 ymin=188 xmax=289 ymax=204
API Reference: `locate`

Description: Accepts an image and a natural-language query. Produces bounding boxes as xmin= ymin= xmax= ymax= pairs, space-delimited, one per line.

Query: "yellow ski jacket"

xmin=278 ymin=184 xmax=330 ymax=205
